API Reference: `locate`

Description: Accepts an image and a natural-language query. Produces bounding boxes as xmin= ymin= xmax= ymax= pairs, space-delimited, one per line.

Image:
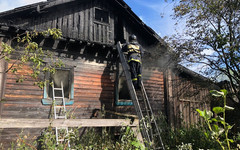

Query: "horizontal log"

xmin=0 ymin=119 xmax=139 ymax=128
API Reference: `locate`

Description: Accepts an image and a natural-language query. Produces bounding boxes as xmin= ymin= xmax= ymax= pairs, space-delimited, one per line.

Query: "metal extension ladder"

xmin=52 ymin=81 xmax=70 ymax=148
xmin=117 ymin=41 xmax=165 ymax=150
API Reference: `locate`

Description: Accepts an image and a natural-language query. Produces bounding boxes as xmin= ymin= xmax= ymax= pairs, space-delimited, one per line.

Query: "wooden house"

xmin=0 ymin=0 xmax=215 ymax=146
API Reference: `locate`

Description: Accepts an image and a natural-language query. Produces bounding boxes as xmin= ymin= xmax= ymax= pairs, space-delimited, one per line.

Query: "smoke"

xmin=142 ymin=42 xmax=177 ymax=71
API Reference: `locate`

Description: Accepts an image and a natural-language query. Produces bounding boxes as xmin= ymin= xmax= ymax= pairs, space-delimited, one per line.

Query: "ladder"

xmin=52 ymin=81 xmax=70 ymax=148
xmin=117 ymin=41 xmax=165 ymax=150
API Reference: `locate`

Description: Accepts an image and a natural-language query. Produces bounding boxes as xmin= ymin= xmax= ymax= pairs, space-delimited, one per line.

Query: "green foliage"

xmin=6 ymin=126 xmax=144 ymax=150
xmin=168 ymin=0 xmax=240 ymax=103
xmin=0 ymin=28 xmax=63 ymax=89
xmin=196 ymin=89 xmax=236 ymax=150
xmin=156 ymin=112 xmax=220 ymax=150
xmin=176 ymin=143 xmax=193 ymax=150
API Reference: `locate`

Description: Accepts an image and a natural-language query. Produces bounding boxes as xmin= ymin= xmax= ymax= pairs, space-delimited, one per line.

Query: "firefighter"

xmin=123 ymin=34 xmax=143 ymax=89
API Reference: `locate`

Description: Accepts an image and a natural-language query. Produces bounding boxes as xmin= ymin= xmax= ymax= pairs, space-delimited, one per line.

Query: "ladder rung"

xmin=57 ymin=139 xmax=65 ymax=142
xmin=55 ymin=106 xmax=64 ymax=108
xmin=54 ymin=97 xmax=64 ymax=99
xmin=54 ymin=88 xmax=63 ymax=90
xmin=56 ymin=116 xmax=66 ymax=119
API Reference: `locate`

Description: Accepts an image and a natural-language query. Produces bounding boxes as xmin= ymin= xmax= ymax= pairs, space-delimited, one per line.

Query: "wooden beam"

xmin=0 ymin=119 xmax=139 ymax=128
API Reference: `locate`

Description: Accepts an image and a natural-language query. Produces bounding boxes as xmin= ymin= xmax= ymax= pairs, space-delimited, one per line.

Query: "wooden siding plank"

xmin=109 ymin=13 xmax=114 ymax=44
xmin=106 ymin=25 xmax=109 ymax=44
xmin=98 ymin=24 xmax=102 ymax=42
xmin=0 ymin=119 xmax=139 ymax=128
xmin=58 ymin=16 xmax=62 ymax=30
xmin=94 ymin=23 xmax=97 ymax=42
xmin=84 ymin=3 xmax=89 ymax=40
xmin=62 ymin=11 xmax=68 ymax=36
xmin=89 ymin=1 xmax=93 ymax=41
xmin=73 ymin=7 xmax=79 ymax=39
xmin=51 ymin=11 xmax=57 ymax=29
xmin=102 ymin=25 xmax=106 ymax=43
xmin=79 ymin=4 xmax=84 ymax=39
xmin=68 ymin=9 xmax=74 ymax=38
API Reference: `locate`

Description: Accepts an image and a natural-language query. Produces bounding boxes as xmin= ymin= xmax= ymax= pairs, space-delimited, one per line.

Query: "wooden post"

xmin=0 ymin=37 xmax=8 ymax=118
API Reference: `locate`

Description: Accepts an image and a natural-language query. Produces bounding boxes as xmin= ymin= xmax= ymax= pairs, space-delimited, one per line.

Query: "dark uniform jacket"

xmin=123 ymin=41 xmax=143 ymax=63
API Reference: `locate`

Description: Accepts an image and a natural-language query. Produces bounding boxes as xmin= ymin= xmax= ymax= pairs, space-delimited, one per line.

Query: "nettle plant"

xmin=197 ymin=89 xmax=235 ymax=150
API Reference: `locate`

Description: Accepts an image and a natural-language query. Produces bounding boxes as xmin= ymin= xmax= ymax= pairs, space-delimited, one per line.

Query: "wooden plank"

xmin=89 ymin=1 xmax=93 ymax=41
xmin=5 ymin=89 xmax=42 ymax=95
xmin=58 ymin=16 xmax=62 ymax=30
xmin=109 ymin=13 xmax=114 ymax=44
xmin=106 ymin=25 xmax=109 ymax=44
xmin=73 ymin=7 xmax=79 ymax=39
xmin=93 ymin=23 xmax=97 ymax=42
xmin=68 ymin=9 xmax=73 ymax=38
xmin=84 ymin=3 xmax=89 ymax=40
xmin=79 ymin=4 xmax=84 ymax=39
xmin=103 ymin=25 xmax=106 ymax=43
xmin=99 ymin=24 xmax=102 ymax=42
xmin=0 ymin=119 xmax=139 ymax=128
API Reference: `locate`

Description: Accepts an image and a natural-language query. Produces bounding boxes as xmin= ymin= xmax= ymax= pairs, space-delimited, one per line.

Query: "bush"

xmin=5 ymin=125 xmax=144 ymax=150
xmin=156 ymin=112 xmax=220 ymax=150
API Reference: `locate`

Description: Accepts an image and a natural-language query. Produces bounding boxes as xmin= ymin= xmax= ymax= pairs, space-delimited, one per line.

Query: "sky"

xmin=0 ymin=0 xmax=178 ymax=37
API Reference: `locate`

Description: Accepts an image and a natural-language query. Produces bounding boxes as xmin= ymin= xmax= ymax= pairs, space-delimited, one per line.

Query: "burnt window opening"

xmin=115 ymin=61 xmax=132 ymax=106
xmin=95 ymin=8 xmax=109 ymax=23
xmin=42 ymin=67 xmax=74 ymax=105
xmin=48 ymin=69 xmax=70 ymax=99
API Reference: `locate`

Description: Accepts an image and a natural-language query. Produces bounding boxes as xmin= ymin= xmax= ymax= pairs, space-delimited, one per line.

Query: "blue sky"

xmin=0 ymin=0 xmax=177 ymax=37
xmin=124 ymin=0 xmax=177 ymax=37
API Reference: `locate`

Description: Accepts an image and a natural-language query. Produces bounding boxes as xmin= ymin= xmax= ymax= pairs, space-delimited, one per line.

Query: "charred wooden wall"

xmin=0 ymin=41 xmax=165 ymax=146
xmin=115 ymin=68 xmax=165 ymax=116
xmin=0 ymin=0 xmax=166 ymax=146
xmin=166 ymin=69 xmax=211 ymax=127
xmin=0 ymin=0 xmax=158 ymax=47
xmin=1 ymin=0 xmax=114 ymax=45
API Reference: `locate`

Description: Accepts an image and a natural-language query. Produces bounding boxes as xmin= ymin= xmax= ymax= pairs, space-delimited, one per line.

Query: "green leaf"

xmin=212 ymin=124 xmax=219 ymax=132
xmin=212 ymin=107 xmax=224 ymax=114
xmin=211 ymin=116 xmax=224 ymax=122
xmin=210 ymin=90 xmax=224 ymax=97
xmin=205 ymin=110 xmax=213 ymax=119
xmin=220 ymin=89 xmax=228 ymax=96
xmin=227 ymin=125 xmax=233 ymax=130
xmin=196 ymin=109 xmax=204 ymax=117
xmin=228 ymin=139 xmax=234 ymax=143
xmin=225 ymin=105 xmax=234 ymax=111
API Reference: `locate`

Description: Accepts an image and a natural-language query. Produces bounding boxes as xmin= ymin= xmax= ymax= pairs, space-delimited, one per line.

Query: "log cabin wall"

xmin=166 ymin=68 xmax=212 ymax=128
xmin=0 ymin=0 xmax=170 ymax=146
xmin=114 ymin=67 xmax=165 ymax=117
xmin=0 ymin=0 xmax=158 ymax=47
xmin=1 ymin=0 xmax=115 ymax=45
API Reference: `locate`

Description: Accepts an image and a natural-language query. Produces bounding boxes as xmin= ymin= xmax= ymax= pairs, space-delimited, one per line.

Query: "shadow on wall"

xmin=99 ymin=49 xmax=117 ymax=115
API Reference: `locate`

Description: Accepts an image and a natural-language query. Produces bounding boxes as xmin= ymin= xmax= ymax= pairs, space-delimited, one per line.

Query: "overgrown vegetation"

xmin=158 ymin=89 xmax=240 ymax=150
xmin=3 ymin=125 xmax=144 ymax=150
xmin=1 ymin=28 xmax=64 ymax=88
xmin=157 ymin=112 xmax=220 ymax=150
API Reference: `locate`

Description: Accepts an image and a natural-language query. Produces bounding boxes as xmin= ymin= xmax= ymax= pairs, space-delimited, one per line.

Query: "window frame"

xmin=114 ymin=60 xmax=133 ymax=106
xmin=94 ymin=7 xmax=110 ymax=25
xmin=42 ymin=67 xmax=74 ymax=105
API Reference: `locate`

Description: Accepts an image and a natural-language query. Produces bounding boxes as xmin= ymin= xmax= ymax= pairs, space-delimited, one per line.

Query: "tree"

xmin=0 ymin=28 xmax=63 ymax=88
xmin=167 ymin=0 xmax=240 ymax=103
